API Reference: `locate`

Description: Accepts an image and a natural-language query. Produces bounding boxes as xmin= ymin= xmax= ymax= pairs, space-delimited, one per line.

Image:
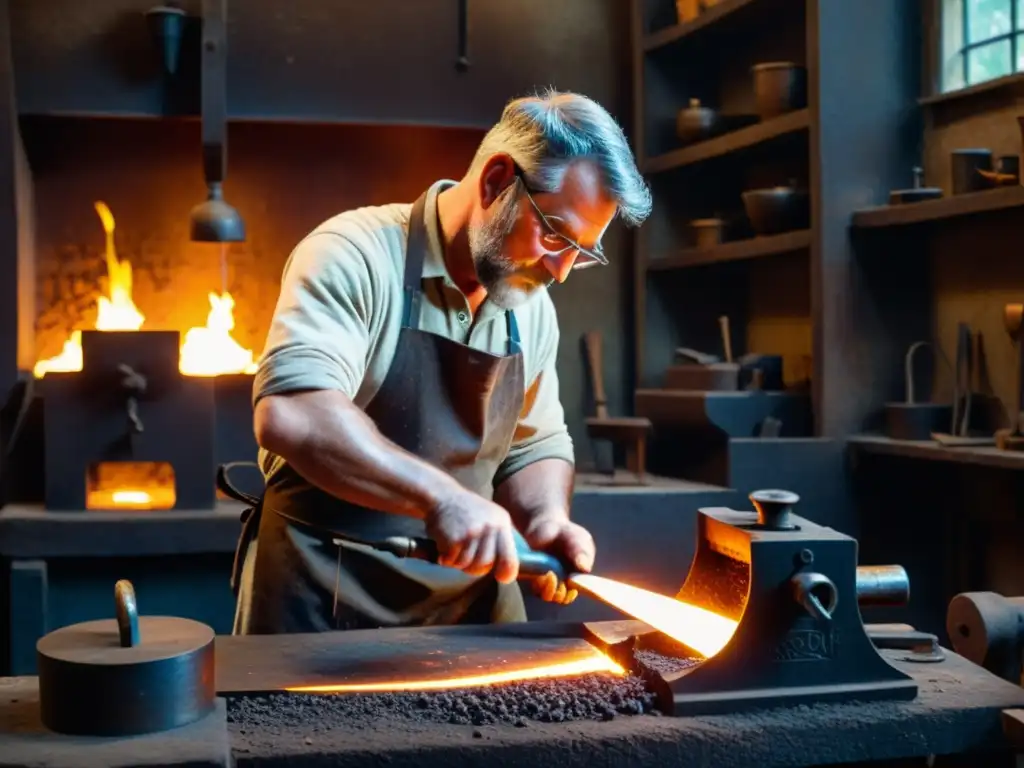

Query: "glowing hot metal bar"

xmin=285 ymin=652 xmax=624 ymax=694
xmin=368 ymin=535 xmax=741 ymax=658
xmin=571 ymin=573 xmax=738 ymax=658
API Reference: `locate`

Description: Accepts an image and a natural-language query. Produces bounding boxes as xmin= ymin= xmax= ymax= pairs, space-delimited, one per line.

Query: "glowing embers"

xmin=86 ymin=462 xmax=176 ymax=511
xmin=572 ymin=573 xmax=738 ymax=658
xmin=286 ymin=650 xmax=624 ymax=694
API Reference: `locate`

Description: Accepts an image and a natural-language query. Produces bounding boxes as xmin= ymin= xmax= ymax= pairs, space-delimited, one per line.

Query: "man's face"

xmin=468 ymin=157 xmax=617 ymax=309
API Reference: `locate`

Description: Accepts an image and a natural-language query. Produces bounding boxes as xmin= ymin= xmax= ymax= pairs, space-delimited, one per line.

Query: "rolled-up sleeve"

xmin=254 ymin=232 xmax=374 ymax=404
xmin=494 ymin=299 xmax=574 ymax=485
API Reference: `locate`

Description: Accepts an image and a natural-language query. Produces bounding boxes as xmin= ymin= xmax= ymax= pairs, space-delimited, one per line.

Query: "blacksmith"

xmin=233 ymin=89 xmax=652 ymax=634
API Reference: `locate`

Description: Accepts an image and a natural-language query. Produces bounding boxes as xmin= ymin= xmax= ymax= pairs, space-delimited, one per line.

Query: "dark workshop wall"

xmin=10 ymin=0 xmax=626 ymax=128
xmin=746 ymin=252 xmax=813 ymax=386
xmin=7 ymin=0 xmax=636 ymax=463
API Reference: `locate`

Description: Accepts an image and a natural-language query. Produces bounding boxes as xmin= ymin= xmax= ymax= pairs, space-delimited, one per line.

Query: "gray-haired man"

xmin=233 ymin=89 xmax=652 ymax=635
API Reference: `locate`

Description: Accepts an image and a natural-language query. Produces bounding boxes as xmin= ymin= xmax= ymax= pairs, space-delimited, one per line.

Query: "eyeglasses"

xmin=515 ymin=176 xmax=608 ymax=271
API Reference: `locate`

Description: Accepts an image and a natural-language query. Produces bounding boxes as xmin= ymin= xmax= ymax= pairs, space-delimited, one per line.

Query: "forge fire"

xmin=34 ymin=201 xmax=258 ymax=379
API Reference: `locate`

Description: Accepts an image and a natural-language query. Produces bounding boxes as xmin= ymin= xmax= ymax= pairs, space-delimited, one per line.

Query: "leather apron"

xmin=233 ymin=189 xmax=528 ymax=634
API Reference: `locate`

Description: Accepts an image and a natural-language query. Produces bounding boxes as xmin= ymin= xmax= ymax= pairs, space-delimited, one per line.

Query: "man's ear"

xmin=478 ymin=153 xmax=517 ymax=208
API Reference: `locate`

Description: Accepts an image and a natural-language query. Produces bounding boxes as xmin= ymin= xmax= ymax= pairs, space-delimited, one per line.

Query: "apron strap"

xmin=401 ymin=193 xmax=430 ymax=330
xmin=506 ymin=310 xmax=520 ymax=355
xmin=401 ymin=188 xmax=521 ymax=359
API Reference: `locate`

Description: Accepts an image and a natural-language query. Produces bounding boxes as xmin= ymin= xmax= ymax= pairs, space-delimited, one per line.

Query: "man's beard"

xmin=467 ymin=187 xmax=550 ymax=310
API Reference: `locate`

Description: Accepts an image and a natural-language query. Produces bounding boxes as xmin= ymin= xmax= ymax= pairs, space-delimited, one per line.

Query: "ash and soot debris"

xmin=634 ymin=648 xmax=702 ymax=677
xmin=227 ymin=672 xmax=659 ymax=734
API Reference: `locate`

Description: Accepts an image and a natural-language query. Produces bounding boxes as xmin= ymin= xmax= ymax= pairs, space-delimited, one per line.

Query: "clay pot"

xmin=676 ymin=98 xmax=718 ymax=144
xmin=752 ymin=62 xmax=807 ymax=121
xmin=742 ymin=186 xmax=810 ymax=235
xmin=676 ymin=0 xmax=700 ymax=23
xmin=691 ymin=218 xmax=724 ymax=249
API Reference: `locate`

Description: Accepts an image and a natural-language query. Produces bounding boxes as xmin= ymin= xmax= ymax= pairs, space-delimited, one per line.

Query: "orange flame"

xmin=34 ymin=202 xmax=258 ymax=380
xmin=285 ymin=651 xmax=624 ymax=694
xmin=179 ymin=292 xmax=258 ymax=376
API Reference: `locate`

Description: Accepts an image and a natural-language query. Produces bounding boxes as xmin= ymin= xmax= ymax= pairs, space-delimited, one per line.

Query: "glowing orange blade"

xmin=571 ymin=573 xmax=738 ymax=658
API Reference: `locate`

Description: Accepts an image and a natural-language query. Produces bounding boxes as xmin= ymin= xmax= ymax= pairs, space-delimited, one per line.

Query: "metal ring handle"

xmin=791 ymin=571 xmax=839 ymax=621
xmin=903 ymin=341 xmax=955 ymax=405
xmin=114 ymin=579 xmax=141 ymax=648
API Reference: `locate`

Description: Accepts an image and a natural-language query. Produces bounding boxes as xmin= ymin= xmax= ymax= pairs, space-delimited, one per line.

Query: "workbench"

xmin=3 ymin=621 xmax=1024 ymax=768
xmin=223 ymin=650 xmax=1024 ymax=767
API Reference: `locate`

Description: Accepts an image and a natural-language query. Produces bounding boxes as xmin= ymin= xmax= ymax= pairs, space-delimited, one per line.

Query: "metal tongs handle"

xmin=366 ymin=535 xmax=571 ymax=583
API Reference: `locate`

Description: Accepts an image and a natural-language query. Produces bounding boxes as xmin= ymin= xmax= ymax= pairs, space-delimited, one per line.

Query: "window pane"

xmin=967 ymin=39 xmax=1012 ymax=83
xmin=1018 ymin=33 xmax=1024 ymax=69
xmin=945 ymin=52 xmax=967 ymax=90
xmin=968 ymin=0 xmax=1012 ymax=43
xmin=1019 ymin=0 xmax=1024 ymax=30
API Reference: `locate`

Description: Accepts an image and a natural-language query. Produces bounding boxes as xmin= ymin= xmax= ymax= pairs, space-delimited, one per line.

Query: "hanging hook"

xmin=456 ymin=0 xmax=470 ymax=71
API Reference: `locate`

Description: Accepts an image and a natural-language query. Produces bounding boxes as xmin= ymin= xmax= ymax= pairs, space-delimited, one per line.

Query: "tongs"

xmin=932 ymin=323 xmax=994 ymax=447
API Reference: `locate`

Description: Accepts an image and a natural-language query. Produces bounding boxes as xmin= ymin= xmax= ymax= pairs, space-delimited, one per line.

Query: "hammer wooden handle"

xmin=718 ymin=315 xmax=733 ymax=363
xmin=584 ymin=330 xmax=608 ymax=419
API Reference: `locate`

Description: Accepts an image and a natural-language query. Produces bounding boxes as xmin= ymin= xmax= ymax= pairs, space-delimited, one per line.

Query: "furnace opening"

xmin=86 ymin=461 xmax=176 ymax=511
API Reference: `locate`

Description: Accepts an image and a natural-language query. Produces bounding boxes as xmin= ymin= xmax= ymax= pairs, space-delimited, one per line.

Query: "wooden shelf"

xmin=647 ymin=229 xmax=811 ymax=269
xmin=643 ymin=0 xmax=763 ymax=52
xmin=848 ymin=434 xmax=1024 ymax=470
xmin=643 ymin=109 xmax=809 ymax=174
xmin=850 ymin=186 xmax=1024 ymax=229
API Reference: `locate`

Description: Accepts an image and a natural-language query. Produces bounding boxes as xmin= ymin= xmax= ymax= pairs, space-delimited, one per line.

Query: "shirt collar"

xmin=416 ymin=179 xmax=513 ymax=326
xmin=420 ymin=179 xmax=457 ymax=280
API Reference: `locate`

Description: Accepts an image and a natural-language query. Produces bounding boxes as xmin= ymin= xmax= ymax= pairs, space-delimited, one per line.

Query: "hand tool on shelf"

xmin=582 ymin=330 xmax=652 ymax=484
xmin=718 ymin=315 xmax=733 ymax=363
xmin=996 ymin=303 xmax=1024 ymax=451
xmin=931 ymin=322 xmax=995 ymax=447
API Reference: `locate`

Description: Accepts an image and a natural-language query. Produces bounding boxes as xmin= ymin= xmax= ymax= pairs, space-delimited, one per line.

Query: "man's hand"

xmin=426 ymin=487 xmax=521 ymax=584
xmin=521 ymin=514 xmax=596 ymax=605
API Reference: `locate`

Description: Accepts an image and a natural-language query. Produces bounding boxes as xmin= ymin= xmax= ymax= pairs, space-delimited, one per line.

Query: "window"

xmin=942 ymin=0 xmax=1024 ymax=91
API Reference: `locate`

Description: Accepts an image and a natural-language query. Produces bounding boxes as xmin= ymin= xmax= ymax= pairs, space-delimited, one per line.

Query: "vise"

xmin=591 ymin=489 xmax=924 ymax=716
xmin=947 ymin=592 xmax=1024 ymax=685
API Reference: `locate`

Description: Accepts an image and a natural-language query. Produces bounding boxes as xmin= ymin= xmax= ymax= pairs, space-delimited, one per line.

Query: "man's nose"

xmin=543 ymin=251 xmax=576 ymax=284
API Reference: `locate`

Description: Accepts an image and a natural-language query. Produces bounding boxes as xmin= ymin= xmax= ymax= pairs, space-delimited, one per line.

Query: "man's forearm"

xmin=255 ymin=390 xmax=462 ymax=518
xmin=493 ymin=457 xmax=575 ymax=530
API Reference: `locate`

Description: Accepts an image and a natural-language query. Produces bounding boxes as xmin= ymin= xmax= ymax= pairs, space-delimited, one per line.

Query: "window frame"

xmin=941 ymin=0 xmax=1021 ymax=94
